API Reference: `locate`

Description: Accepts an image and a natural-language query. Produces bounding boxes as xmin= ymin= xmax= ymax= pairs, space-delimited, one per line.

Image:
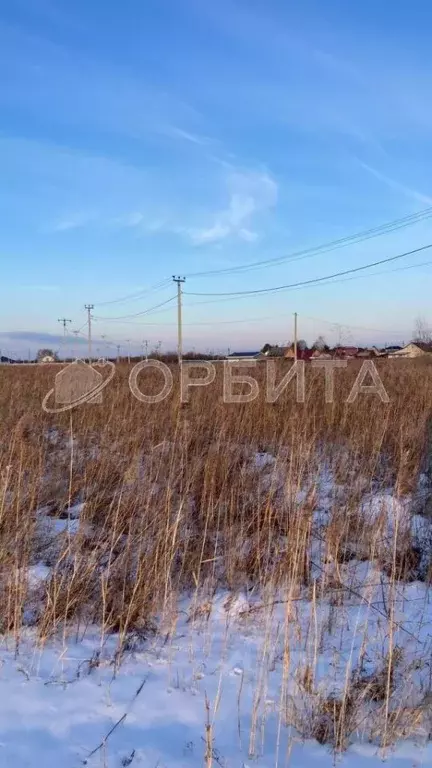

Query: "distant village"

xmin=2 ymin=340 xmax=432 ymax=365
xmin=227 ymin=340 xmax=432 ymax=361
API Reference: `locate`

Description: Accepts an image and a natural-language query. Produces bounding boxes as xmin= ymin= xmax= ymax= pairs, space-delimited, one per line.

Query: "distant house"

xmin=37 ymin=348 xmax=58 ymax=364
xmin=284 ymin=344 xmax=313 ymax=361
xmin=376 ymin=345 xmax=402 ymax=357
xmin=226 ymin=351 xmax=262 ymax=361
xmin=310 ymin=349 xmax=333 ymax=360
xmin=261 ymin=345 xmax=286 ymax=357
xmin=333 ymin=346 xmax=359 ymax=360
xmin=388 ymin=342 xmax=432 ymax=359
xmin=355 ymin=348 xmax=377 ymax=359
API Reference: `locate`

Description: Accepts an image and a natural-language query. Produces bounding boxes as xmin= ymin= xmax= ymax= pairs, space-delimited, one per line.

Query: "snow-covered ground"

xmin=2 ymin=581 xmax=432 ymax=768
xmin=2 ymin=449 xmax=432 ymax=766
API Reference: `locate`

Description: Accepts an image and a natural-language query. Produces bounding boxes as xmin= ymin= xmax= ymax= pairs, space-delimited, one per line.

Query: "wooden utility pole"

xmin=84 ymin=304 xmax=94 ymax=362
xmin=58 ymin=318 xmax=72 ymax=336
xmin=294 ymin=312 xmax=298 ymax=362
xmin=172 ymin=276 xmax=186 ymax=364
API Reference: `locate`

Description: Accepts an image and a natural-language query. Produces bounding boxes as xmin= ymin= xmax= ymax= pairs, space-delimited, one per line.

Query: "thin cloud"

xmin=162 ymin=125 xmax=211 ymax=146
xmin=0 ymin=330 xmax=85 ymax=345
xmin=187 ymin=169 xmax=277 ymax=245
xmin=50 ymin=212 xmax=96 ymax=232
xmin=120 ymin=212 xmax=146 ymax=228
xmin=117 ymin=213 xmax=168 ymax=232
xmin=239 ymin=228 xmax=258 ymax=242
xmin=359 ymin=161 xmax=432 ymax=206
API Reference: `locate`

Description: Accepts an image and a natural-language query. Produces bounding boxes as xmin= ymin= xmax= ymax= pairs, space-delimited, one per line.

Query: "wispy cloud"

xmin=118 ymin=212 xmax=168 ymax=232
xmin=119 ymin=212 xmax=145 ymax=228
xmin=113 ymin=168 xmax=277 ymax=245
xmin=359 ymin=162 xmax=432 ymax=206
xmin=49 ymin=212 xmax=97 ymax=232
xmin=186 ymin=169 xmax=277 ymax=245
xmin=161 ymin=125 xmax=211 ymax=146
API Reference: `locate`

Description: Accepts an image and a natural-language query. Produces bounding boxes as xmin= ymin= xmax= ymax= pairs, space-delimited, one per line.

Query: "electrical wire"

xmin=74 ymin=320 xmax=89 ymax=334
xmin=184 ymin=243 xmax=432 ymax=297
xmin=88 ymin=259 xmax=431 ymax=332
xmin=93 ymin=295 xmax=177 ymax=321
xmin=181 ymin=256 xmax=432 ymax=309
xmin=184 ymin=205 xmax=432 ymax=278
xmin=301 ymin=315 xmax=407 ymax=335
xmin=94 ymin=279 xmax=172 ymax=307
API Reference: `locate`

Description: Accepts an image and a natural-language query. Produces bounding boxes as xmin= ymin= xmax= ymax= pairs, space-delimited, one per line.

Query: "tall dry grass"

xmin=0 ymin=359 xmax=432 ymax=750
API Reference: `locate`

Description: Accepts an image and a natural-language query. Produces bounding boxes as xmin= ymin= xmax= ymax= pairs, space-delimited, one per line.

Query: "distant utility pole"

xmin=72 ymin=330 xmax=80 ymax=359
xmin=84 ymin=304 xmax=94 ymax=362
xmin=116 ymin=344 xmax=121 ymax=362
xmin=172 ymin=276 xmax=186 ymax=364
xmin=101 ymin=335 xmax=107 ymax=360
xmin=142 ymin=340 xmax=149 ymax=360
xmin=126 ymin=339 xmax=131 ymax=364
xmin=293 ymin=312 xmax=298 ymax=362
xmin=58 ymin=318 xmax=72 ymax=336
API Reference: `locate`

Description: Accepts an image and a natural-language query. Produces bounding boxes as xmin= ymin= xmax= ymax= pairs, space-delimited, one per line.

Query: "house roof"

xmin=389 ymin=342 xmax=432 ymax=356
xmin=298 ymin=348 xmax=313 ymax=360
xmin=284 ymin=345 xmax=313 ymax=360
xmin=227 ymin=351 xmax=260 ymax=358
xmin=263 ymin=346 xmax=286 ymax=357
xmin=334 ymin=346 xmax=358 ymax=354
xmin=311 ymin=350 xmax=332 ymax=359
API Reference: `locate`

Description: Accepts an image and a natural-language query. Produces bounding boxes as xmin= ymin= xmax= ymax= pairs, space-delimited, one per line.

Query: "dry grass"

xmin=1 ymin=358 xmax=432 ymax=751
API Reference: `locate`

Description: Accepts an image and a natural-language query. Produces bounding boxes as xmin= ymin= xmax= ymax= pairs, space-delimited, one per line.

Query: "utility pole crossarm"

xmin=58 ymin=318 xmax=72 ymax=336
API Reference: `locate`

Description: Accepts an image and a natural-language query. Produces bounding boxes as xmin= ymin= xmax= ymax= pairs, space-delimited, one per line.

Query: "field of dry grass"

xmin=1 ymin=359 xmax=432 ymax=759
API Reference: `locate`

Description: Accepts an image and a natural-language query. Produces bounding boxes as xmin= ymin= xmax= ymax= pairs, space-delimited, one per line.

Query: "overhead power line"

xmin=184 ymin=243 xmax=432 ymax=297
xmin=301 ymin=315 xmax=406 ymax=334
xmin=85 ymin=314 xmax=406 ymax=334
xmin=182 ymin=256 xmax=432 ymax=308
xmin=93 ymin=295 xmax=177 ymax=321
xmin=94 ymin=279 xmax=172 ymax=307
xmin=91 ymin=260 xmax=432 ymax=320
xmin=184 ymin=205 xmax=432 ymax=279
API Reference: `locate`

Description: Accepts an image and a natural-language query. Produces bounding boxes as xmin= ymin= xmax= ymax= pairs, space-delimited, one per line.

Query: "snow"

xmin=27 ymin=564 xmax=51 ymax=587
xmin=2 ymin=585 xmax=432 ymax=767
xmin=2 ymin=448 xmax=432 ymax=765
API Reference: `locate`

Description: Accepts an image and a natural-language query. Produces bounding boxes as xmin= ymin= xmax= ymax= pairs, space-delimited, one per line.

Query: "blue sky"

xmin=1 ymin=0 xmax=432 ymax=356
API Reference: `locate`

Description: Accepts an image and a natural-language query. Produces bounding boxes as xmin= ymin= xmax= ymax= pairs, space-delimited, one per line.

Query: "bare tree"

xmin=37 ymin=348 xmax=58 ymax=362
xmin=312 ymin=335 xmax=328 ymax=351
xmin=413 ymin=316 xmax=432 ymax=344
